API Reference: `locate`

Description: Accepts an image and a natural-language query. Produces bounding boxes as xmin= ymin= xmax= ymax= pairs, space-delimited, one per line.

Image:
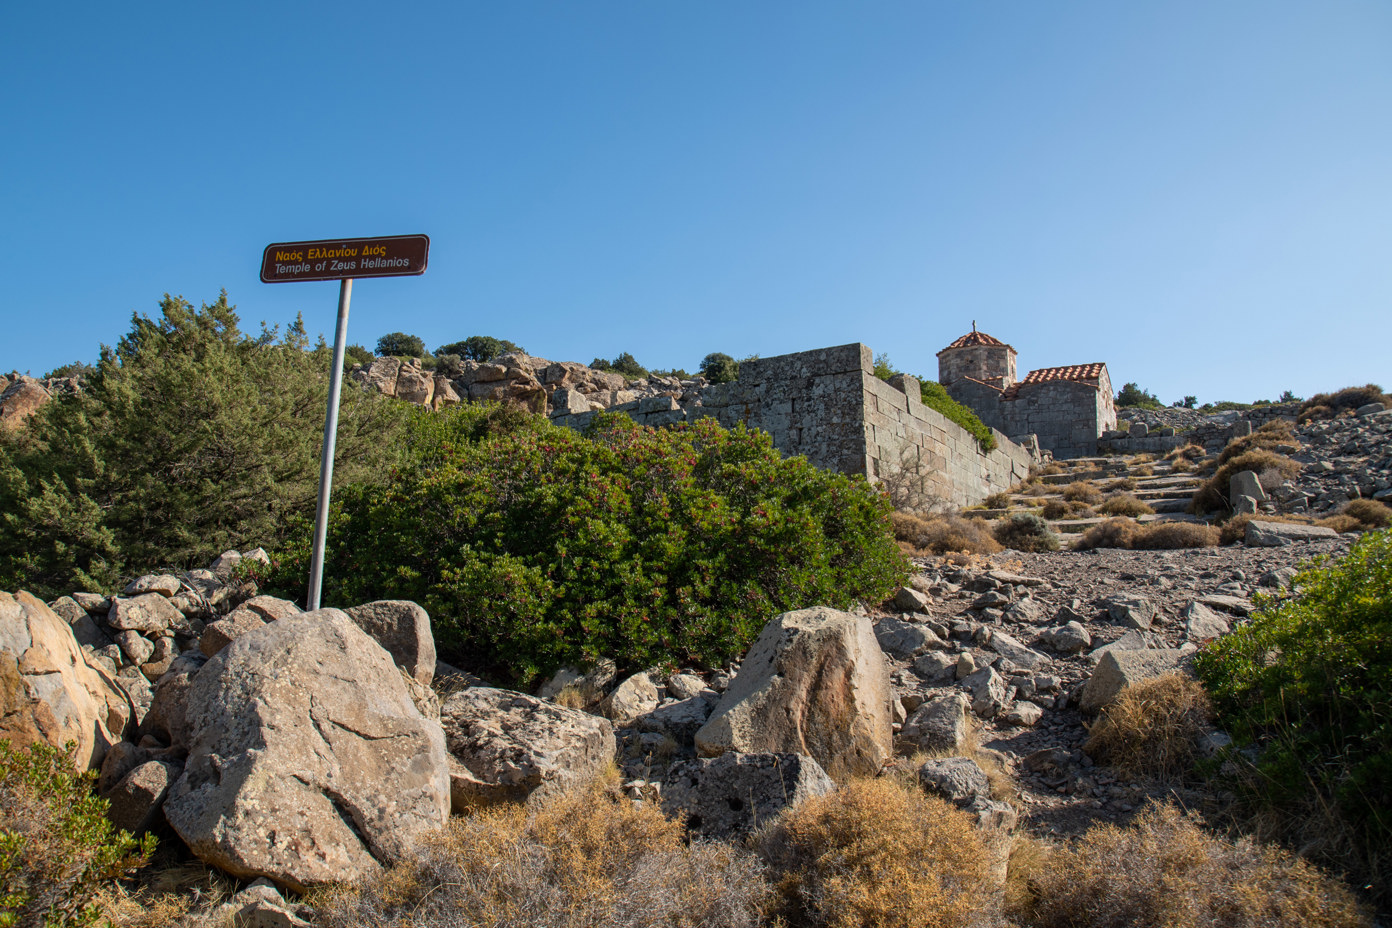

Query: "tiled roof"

xmin=1003 ymin=363 xmax=1107 ymax=400
xmin=938 ymin=330 xmax=1012 ymax=354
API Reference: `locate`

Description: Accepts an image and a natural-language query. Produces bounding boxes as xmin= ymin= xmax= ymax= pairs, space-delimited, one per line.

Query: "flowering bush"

xmin=263 ymin=411 xmax=906 ymax=684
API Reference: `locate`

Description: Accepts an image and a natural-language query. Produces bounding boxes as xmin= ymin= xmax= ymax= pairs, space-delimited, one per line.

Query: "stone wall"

xmin=937 ymin=345 xmax=1015 ymax=391
xmin=1002 ymin=375 xmax=1117 ymax=461
xmin=552 ymin=343 xmax=1038 ymax=509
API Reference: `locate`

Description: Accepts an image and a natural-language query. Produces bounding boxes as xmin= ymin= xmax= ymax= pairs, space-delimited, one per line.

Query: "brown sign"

xmin=260 ymin=234 xmax=429 ymax=283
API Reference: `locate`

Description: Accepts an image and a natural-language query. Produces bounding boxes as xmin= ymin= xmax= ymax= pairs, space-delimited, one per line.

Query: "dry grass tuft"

xmin=1133 ymin=465 xmax=1155 ymax=477
xmin=1216 ymin=420 xmax=1300 ymax=468
xmin=1041 ymin=499 xmax=1096 ymax=521
xmin=1343 ymin=498 xmax=1392 ymax=530
xmin=1191 ymin=449 xmax=1301 ymax=515
xmin=1077 ymin=518 xmax=1218 ymax=550
xmin=982 ymin=491 xmax=1013 ymax=510
xmin=1061 ymin=480 xmax=1104 ymax=505
xmin=1097 ymin=493 xmax=1155 ymax=517
xmin=1165 ymin=443 xmax=1207 ymax=463
xmin=892 ymin=511 xmax=1003 ymax=555
xmin=1012 ymin=803 xmax=1371 ymax=928
xmin=994 ymin=512 xmax=1060 ymax=553
xmin=1106 ymin=477 xmax=1137 ymax=492
xmin=1299 ymin=384 xmax=1390 ymax=421
xmin=1217 ymin=512 xmax=1365 ymax=545
xmin=757 ymin=777 xmax=997 ymax=928
xmin=1083 ymin=675 xmax=1212 ymax=782
xmin=1036 ymin=462 xmax=1065 ymax=477
xmin=317 ymin=769 xmax=767 ymax=928
xmin=1169 ymin=456 xmax=1196 ymax=473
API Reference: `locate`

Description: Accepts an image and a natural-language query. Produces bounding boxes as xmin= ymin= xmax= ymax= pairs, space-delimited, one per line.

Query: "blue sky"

xmin=2 ymin=2 xmax=1388 ymax=405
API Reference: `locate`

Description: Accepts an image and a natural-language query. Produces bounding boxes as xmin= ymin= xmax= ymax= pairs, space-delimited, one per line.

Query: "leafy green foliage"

xmin=871 ymin=353 xmax=995 ymax=452
xmin=590 ymin=352 xmax=647 ymax=380
xmin=0 ymin=293 xmax=409 ymax=597
xmin=375 ymin=332 xmax=429 ymax=359
xmin=40 ymin=362 xmax=93 ymax=381
xmin=699 ymin=353 xmax=739 ymax=384
xmin=344 ymin=343 xmax=376 ymax=368
xmin=1116 ymin=382 xmax=1162 ymax=408
xmin=1173 ymin=395 xmax=1197 ymax=409
xmin=0 ymin=740 xmax=155 ymax=927
xmin=1194 ymin=530 xmax=1392 ymax=906
xmin=436 ymin=336 xmax=525 ymax=362
xmin=260 ymin=410 xmax=907 ymax=684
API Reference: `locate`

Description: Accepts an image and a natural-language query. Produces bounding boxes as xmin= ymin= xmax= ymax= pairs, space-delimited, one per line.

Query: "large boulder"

xmin=138 ymin=650 xmax=208 ymax=751
xmin=164 ymin=610 xmax=450 ymax=892
xmin=662 ymin=752 xmax=835 ymax=840
xmin=694 ymin=607 xmax=893 ymax=781
xmin=345 ymin=600 xmax=435 ymax=685
xmin=0 ymin=378 xmax=51 ymax=430
xmin=0 ymin=591 xmax=132 ymax=769
xmin=898 ymin=693 xmax=971 ymax=754
xmin=439 ymin=687 xmax=615 ymax=811
xmin=107 ymin=593 xmax=182 ymax=635
xmin=1245 ymin=520 xmax=1340 ymax=546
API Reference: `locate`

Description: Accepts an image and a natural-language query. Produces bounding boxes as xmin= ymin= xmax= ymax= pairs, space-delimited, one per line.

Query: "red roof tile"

xmin=1002 ymin=363 xmax=1107 ymax=400
xmin=937 ymin=330 xmax=1012 ymax=354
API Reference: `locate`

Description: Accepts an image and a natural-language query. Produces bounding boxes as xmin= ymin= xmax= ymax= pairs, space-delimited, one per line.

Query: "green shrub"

xmin=1194 ymin=530 xmax=1392 ymax=909
xmin=0 ymin=294 xmax=408 ymax=598
xmin=375 ymin=332 xmax=429 ymax=359
xmin=436 ymin=336 xmax=525 ymax=362
xmin=343 ymin=343 xmax=376 ymax=368
xmin=1116 ymin=382 xmax=1162 ymax=409
xmin=591 ymin=352 xmax=648 ymax=380
xmin=993 ymin=512 xmax=1059 ymax=552
xmin=261 ymin=411 xmax=907 ymax=684
xmin=0 ymin=740 xmax=156 ymax=927
xmin=41 ymin=362 xmax=94 ymax=381
xmin=699 ymin=353 xmax=739 ymax=385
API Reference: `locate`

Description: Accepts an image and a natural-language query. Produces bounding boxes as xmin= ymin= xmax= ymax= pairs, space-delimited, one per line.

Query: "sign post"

xmin=261 ymin=234 xmax=429 ymax=609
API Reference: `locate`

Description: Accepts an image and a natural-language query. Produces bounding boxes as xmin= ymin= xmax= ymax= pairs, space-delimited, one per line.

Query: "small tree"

xmin=343 ymin=344 xmax=375 ymax=368
xmin=1279 ymin=389 xmax=1301 ymax=403
xmin=700 ymin=352 xmax=739 ymax=384
xmin=437 ymin=336 xmax=525 ymax=362
xmin=1173 ymin=395 xmax=1197 ymax=409
xmin=591 ymin=352 xmax=647 ymax=379
xmin=375 ymin=332 xmax=429 ymax=358
xmin=1116 ymin=382 xmax=1161 ymax=408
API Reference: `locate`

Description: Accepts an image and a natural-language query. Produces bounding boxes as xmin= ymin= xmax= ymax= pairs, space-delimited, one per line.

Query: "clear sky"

xmin=3 ymin=2 xmax=1388 ymax=406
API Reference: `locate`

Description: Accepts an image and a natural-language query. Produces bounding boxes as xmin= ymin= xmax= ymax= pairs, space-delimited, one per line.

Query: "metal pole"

xmin=307 ymin=278 xmax=353 ymax=610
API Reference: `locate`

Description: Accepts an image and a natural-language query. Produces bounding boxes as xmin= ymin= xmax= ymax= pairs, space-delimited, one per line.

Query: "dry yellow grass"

xmin=1191 ymin=449 xmax=1302 ymax=514
xmin=1062 ymin=480 xmax=1104 ymax=505
xmin=1083 ymin=674 xmax=1212 ymax=782
xmin=891 ymin=511 xmax=1003 ymax=555
xmin=1041 ymin=499 xmax=1096 ymax=520
xmin=316 ymin=768 xmax=766 ymax=928
xmin=1077 ymin=518 xmax=1219 ymax=550
xmin=1013 ymin=803 xmax=1371 ymax=928
xmin=1097 ymin=493 xmax=1155 ymax=517
xmin=757 ymin=777 xmax=996 ymax=928
xmin=1343 ymin=498 xmax=1392 ymax=529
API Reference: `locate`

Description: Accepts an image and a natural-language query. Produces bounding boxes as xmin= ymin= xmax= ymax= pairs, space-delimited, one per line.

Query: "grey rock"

xmin=103 ymin=759 xmax=180 ymax=835
xmin=228 ymin=881 xmax=313 ymax=928
xmin=139 ymin=636 xmax=177 ymax=681
xmin=892 ymin=586 xmax=931 ymax=612
xmin=536 ymin=660 xmax=616 ymax=702
xmin=987 ymin=630 xmax=1047 ymax=669
xmin=199 ymin=608 xmax=266 ymax=657
xmin=1183 ymin=601 xmax=1230 ymax=640
xmin=98 ymin=740 xmax=151 ymax=795
xmin=72 ymin=592 xmax=110 ymax=612
xmin=139 ymin=650 xmax=208 ymax=751
xmin=662 ymin=752 xmax=835 ymax=840
xmin=962 ymin=666 xmax=1009 ymax=719
xmin=165 ymin=609 xmax=450 ymax=892
xmin=695 ymin=607 xmax=893 ymax=781
xmin=123 ymin=574 xmax=182 ymax=597
xmin=1079 ymin=649 xmax=1187 ymax=714
xmin=1040 ymin=621 xmax=1090 ymax=654
xmin=899 ymin=693 xmax=970 ymax=753
xmin=1245 ymin=520 xmax=1339 ymax=546
xmin=440 ymin=686 xmax=614 ymax=811
xmin=635 ymin=694 xmax=718 ymax=747
xmin=918 ymin=757 xmax=991 ymax=807
xmin=107 ymin=593 xmax=182 ymax=635
xmin=912 ymin=651 xmax=956 ymax=685
xmin=1107 ymin=596 xmax=1157 ymax=630
xmin=1001 ymin=701 xmax=1044 ymax=727
xmin=345 ymin=600 xmax=435 ymax=685
xmin=48 ymin=596 xmax=88 ymax=625
xmin=114 ymin=630 xmax=154 ymax=666
xmin=1229 ymin=470 xmax=1268 ymax=506
xmin=665 ymin=672 xmax=708 ymax=701
xmin=598 ymin=671 xmax=659 ymax=725
xmin=874 ymin=615 xmax=945 ymax=659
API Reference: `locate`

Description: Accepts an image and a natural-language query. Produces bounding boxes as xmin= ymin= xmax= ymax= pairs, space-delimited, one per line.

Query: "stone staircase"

xmin=978 ymin=455 xmax=1207 ymax=535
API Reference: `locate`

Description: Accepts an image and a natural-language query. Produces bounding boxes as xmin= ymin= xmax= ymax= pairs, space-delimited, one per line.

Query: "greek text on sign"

xmin=260 ymin=234 xmax=430 ymax=283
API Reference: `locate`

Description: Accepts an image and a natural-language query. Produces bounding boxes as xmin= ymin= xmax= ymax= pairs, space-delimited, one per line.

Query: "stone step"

xmin=1130 ymin=488 xmax=1197 ymax=501
xmin=1146 ymin=497 xmax=1193 ymax=514
xmin=1048 ymin=513 xmax=1205 ymax=534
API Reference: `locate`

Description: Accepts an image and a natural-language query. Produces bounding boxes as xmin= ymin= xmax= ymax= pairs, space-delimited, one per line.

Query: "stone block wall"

xmin=552 ymin=343 xmax=1038 ymax=508
xmin=937 ymin=345 xmax=1015 ymax=391
xmin=1002 ymin=380 xmax=1117 ymax=461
